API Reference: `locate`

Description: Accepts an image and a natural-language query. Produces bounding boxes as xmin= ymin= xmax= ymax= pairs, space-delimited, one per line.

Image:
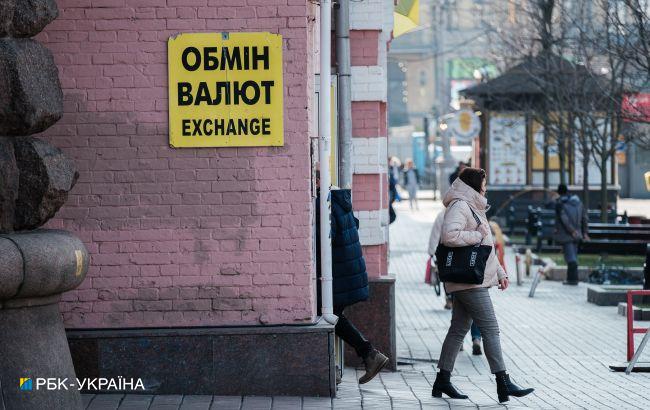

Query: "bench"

xmin=507 ymin=203 xmax=625 ymax=239
xmin=527 ymin=208 xmax=648 ymax=255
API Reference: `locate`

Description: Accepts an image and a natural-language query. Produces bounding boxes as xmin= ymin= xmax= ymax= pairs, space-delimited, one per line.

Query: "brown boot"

xmin=358 ymin=349 xmax=389 ymax=384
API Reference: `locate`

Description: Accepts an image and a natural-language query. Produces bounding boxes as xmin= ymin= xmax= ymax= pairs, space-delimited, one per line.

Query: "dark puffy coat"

xmin=317 ymin=189 xmax=369 ymax=309
xmin=554 ymin=195 xmax=589 ymax=244
xmin=330 ymin=189 xmax=369 ymax=307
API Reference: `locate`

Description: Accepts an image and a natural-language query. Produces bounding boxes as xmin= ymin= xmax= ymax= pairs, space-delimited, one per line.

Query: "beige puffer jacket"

xmin=427 ymin=209 xmax=445 ymax=256
xmin=441 ymin=178 xmax=507 ymax=293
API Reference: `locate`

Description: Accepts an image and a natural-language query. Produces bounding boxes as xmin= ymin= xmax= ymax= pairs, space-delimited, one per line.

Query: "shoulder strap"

xmin=448 ymin=200 xmax=481 ymax=226
xmin=468 ymin=205 xmax=481 ymax=226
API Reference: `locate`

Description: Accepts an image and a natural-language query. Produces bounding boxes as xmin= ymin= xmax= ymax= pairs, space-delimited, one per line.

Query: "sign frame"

xmin=167 ymin=32 xmax=284 ymax=148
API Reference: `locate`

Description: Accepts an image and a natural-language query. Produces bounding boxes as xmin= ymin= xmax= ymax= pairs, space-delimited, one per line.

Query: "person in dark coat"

xmin=388 ymin=158 xmax=398 ymax=224
xmin=448 ymin=161 xmax=468 ymax=185
xmin=553 ymin=184 xmax=590 ymax=285
xmin=318 ymin=189 xmax=389 ymax=384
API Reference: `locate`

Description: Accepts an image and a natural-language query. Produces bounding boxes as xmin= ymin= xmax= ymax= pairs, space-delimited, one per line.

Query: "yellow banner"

xmin=168 ymin=32 xmax=284 ymax=147
xmin=531 ymin=119 xmax=568 ymax=171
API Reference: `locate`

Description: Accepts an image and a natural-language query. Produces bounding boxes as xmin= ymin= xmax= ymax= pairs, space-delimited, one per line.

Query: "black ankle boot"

xmin=495 ymin=371 xmax=534 ymax=403
xmin=432 ymin=370 xmax=469 ymax=399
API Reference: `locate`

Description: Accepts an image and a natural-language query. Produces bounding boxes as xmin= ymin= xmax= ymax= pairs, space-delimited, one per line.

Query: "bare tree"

xmin=479 ymin=0 xmax=650 ymax=220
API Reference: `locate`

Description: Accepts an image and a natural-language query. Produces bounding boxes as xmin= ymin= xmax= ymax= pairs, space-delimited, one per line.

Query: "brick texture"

xmin=352 ymin=137 xmax=387 ymax=174
xmin=351 ymin=101 xmax=387 ymax=138
xmin=350 ymin=30 xmax=379 ymax=66
xmin=352 ymin=174 xmax=381 ymax=211
xmin=39 ymin=0 xmax=318 ymax=328
xmin=362 ymin=244 xmax=388 ymax=278
xmin=348 ymin=1 xmax=390 ymax=281
xmin=351 ymin=66 xmax=387 ymax=102
xmin=350 ymin=0 xmax=387 ymax=30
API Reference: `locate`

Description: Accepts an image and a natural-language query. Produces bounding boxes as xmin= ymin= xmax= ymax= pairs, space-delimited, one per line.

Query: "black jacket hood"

xmin=331 ymin=189 xmax=353 ymax=212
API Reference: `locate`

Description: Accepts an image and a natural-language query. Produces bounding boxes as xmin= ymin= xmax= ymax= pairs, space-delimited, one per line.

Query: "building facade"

xmin=36 ymin=0 xmax=394 ymax=397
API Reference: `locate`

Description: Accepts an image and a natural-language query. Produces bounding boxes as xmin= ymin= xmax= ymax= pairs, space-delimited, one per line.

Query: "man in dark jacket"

xmin=318 ymin=189 xmax=389 ymax=384
xmin=448 ymin=161 xmax=467 ymax=185
xmin=553 ymin=184 xmax=590 ymax=285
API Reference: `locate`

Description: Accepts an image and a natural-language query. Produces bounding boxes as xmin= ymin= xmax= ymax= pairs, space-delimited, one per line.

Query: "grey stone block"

xmin=0 ymin=237 xmax=23 ymax=299
xmin=0 ymin=303 xmax=83 ymax=410
xmin=0 ymin=139 xmax=18 ymax=232
xmin=0 ymin=0 xmax=58 ymax=37
xmin=617 ymin=302 xmax=650 ymax=320
xmin=151 ymin=395 xmax=184 ymax=406
xmin=0 ymin=230 xmax=88 ymax=300
xmin=0 ymin=38 xmax=62 ymax=135
xmin=210 ymin=396 xmax=242 ymax=410
xmin=86 ymin=394 xmax=124 ymax=410
xmin=343 ymin=276 xmax=397 ymax=371
xmin=67 ymin=324 xmax=336 ymax=397
xmin=586 ymin=284 xmax=643 ymax=306
xmin=12 ymin=137 xmax=79 ymax=230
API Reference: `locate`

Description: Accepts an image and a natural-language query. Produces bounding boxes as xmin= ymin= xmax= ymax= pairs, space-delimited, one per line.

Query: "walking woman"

xmin=432 ymin=168 xmax=534 ymax=403
xmin=403 ymin=159 xmax=419 ymax=210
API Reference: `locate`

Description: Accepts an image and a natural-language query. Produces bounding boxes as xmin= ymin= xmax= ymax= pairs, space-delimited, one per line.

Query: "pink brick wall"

xmin=363 ymin=244 xmax=388 ymax=277
xmin=352 ymin=101 xmax=387 ymax=138
xmin=332 ymin=29 xmax=380 ymax=67
xmin=350 ymin=30 xmax=379 ymax=66
xmin=37 ymin=0 xmax=317 ymax=328
xmin=352 ymin=174 xmax=381 ymax=211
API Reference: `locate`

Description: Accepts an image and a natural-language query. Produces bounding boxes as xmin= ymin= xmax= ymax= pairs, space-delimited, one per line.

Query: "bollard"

xmin=529 ymin=267 xmax=544 ymax=297
xmin=525 ymin=248 xmax=532 ymax=277
xmin=515 ymin=254 xmax=522 ymax=286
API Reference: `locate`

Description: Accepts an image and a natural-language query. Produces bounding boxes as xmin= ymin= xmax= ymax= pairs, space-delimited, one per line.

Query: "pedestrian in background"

xmin=431 ymin=168 xmax=534 ymax=403
xmin=553 ymin=184 xmax=590 ymax=285
xmin=403 ymin=158 xmax=419 ymax=210
xmin=448 ymin=161 xmax=468 ymax=185
xmin=389 ymin=157 xmax=402 ymax=202
xmin=388 ymin=157 xmax=399 ymax=224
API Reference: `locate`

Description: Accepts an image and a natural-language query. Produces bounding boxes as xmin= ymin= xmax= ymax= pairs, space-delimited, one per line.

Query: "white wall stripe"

xmin=354 ymin=209 xmax=389 ymax=246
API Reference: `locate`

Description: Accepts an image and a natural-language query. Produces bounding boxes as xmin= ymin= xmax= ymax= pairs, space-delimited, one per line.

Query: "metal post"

xmin=319 ymin=0 xmax=337 ymax=326
xmin=627 ymin=290 xmax=634 ymax=362
xmin=626 ymin=329 xmax=650 ymax=374
xmin=515 ymin=254 xmax=522 ymax=286
xmin=335 ymin=0 xmax=353 ymax=189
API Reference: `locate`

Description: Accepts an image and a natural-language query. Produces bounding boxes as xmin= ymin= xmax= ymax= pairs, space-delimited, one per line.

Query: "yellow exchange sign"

xmin=168 ymin=32 xmax=284 ymax=147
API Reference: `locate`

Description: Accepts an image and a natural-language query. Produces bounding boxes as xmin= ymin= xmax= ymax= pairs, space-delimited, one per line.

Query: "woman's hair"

xmin=458 ymin=167 xmax=486 ymax=193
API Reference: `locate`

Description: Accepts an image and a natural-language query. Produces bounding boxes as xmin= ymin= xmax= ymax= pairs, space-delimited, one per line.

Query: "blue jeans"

xmin=471 ymin=322 xmax=481 ymax=341
xmin=562 ymin=241 xmax=579 ymax=264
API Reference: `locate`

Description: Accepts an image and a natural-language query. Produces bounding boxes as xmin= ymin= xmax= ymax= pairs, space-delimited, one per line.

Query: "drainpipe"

xmin=336 ymin=0 xmax=353 ymax=188
xmin=319 ymin=0 xmax=338 ymax=326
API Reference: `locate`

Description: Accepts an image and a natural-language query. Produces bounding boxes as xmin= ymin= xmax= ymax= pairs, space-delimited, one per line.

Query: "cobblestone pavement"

xmin=82 ymin=199 xmax=650 ymax=409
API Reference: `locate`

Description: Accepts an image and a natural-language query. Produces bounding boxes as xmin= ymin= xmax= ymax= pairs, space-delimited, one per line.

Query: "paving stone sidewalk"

xmin=82 ymin=199 xmax=650 ymax=409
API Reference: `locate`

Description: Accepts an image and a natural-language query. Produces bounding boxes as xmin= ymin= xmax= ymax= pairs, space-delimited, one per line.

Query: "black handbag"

xmin=435 ymin=201 xmax=493 ymax=284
